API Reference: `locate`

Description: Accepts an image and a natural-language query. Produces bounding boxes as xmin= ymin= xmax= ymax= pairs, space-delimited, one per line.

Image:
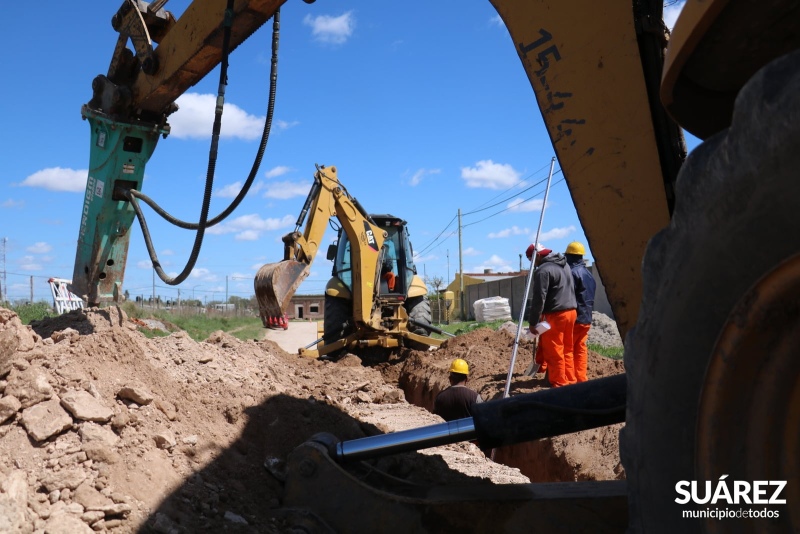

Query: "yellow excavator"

xmin=253 ymin=164 xmax=441 ymax=357
xmin=69 ymin=0 xmax=798 ymax=531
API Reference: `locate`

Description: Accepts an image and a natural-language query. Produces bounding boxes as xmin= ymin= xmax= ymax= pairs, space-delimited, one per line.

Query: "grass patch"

xmin=12 ymin=302 xmax=57 ymax=324
xmin=138 ymin=328 xmax=172 ymax=339
xmin=430 ymin=320 xmax=509 ymax=339
xmin=159 ymin=313 xmax=263 ymax=342
xmin=431 ymin=321 xmax=625 ymax=361
xmin=119 ymin=303 xmax=265 ymax=341
xmin=589 ymin=344 xmax=624 ymax=360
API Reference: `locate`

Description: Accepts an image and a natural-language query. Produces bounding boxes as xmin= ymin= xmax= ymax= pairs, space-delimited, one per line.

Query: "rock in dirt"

xmin=20 ymin=398 xmax=73 ymax=442
xmin=60 ymin=390 xmax=113 ymax=422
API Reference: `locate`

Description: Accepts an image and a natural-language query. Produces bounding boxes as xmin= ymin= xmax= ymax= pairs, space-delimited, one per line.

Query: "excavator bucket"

xmin=254 ymin=260 xmax=310 ymax=326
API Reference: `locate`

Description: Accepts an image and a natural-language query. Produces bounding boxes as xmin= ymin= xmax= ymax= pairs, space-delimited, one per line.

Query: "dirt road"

xmin=262 ymin=320 xmax=319 ymax=354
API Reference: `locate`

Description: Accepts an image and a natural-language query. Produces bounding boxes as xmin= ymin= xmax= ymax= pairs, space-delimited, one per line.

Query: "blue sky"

xmin=1 ymin=1 xmax=689 ymax=304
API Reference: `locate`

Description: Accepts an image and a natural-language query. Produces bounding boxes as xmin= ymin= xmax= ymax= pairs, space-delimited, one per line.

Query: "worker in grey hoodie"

xmin=525 ymin=244 xmax=578 ymax=387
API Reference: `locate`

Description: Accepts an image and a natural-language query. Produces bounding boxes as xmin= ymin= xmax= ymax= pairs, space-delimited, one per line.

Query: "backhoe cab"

xmin=254 ymin=166 xmax=439 ymax=357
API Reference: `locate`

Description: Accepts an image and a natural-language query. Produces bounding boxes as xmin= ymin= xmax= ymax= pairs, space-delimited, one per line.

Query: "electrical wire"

xmin=463 ymin=176 xmax=565 ymax=229
xmin=415 ymin=166 xmax=564 ymax=257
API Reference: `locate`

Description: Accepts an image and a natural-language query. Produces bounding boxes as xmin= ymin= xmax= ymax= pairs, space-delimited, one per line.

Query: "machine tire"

xmin=323 ymin=295 xmax=353 ymax=347
xmin=406 ymin=295 xmax=432 ymax=334
xmin=405 ymin=295 xmax=433 ymax=350
xmin=622 ymin=50 xmax=800 ymax=532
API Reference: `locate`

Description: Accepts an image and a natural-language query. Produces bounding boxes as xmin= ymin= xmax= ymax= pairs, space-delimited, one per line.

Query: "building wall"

xmin=288 ymin=295 xmax=324 ymax=321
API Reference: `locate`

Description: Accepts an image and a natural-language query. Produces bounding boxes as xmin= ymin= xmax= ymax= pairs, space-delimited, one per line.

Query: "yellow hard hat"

xmin=449 ymin=358 xmax=469 ymax=375
xmin=565 ymin=241 xmax=585 ymax=256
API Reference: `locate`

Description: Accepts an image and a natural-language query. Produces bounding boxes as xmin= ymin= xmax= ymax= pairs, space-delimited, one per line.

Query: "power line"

xmin=463 ymin=161 xmax=555 ymax=215
xmin=416 ymin=165 xmax=564 ymax=258
xmin=463 ymin=176 xmax=565 ymax=229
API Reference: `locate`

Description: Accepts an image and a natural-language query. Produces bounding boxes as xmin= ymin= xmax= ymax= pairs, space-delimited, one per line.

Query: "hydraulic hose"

xmin=129 ymin=7 xmax=282 ymax=285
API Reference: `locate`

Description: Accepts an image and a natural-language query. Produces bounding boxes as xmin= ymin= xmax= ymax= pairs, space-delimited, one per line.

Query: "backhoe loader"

xmin=253 ymin=165 xmax=439 ymax=357
xmin=69 ymin=0 xmax=798 ymax=531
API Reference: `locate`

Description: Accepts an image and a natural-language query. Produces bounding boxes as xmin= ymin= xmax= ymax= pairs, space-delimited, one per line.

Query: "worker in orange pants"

xmin=571 ymin=322 xmax=591 ymax=382
xmin=565 ymin=241 xmax=597 ymax=383
xmin=534 ymin=308 xmax=577 ymax=387
xmin=525 ymin=243 xmax=578 ymax=388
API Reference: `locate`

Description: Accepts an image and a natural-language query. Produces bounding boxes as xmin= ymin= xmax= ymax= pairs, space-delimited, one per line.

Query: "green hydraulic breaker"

xmin=70 ymin=108 xmax=167 ymax=305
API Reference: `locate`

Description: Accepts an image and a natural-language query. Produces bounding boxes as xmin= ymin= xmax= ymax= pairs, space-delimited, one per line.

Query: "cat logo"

xmin=363 ymin=221 xmax=378 ymax=251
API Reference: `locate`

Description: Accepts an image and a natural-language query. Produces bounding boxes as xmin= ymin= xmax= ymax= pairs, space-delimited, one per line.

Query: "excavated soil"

xmin=0 ymin=307 xmax=624 ymax=533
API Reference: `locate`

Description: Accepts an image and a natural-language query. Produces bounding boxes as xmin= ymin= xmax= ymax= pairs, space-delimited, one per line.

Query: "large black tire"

xmin=622 ymin=51 xmax=800 ymax=532
xmin=405 ymin=295 xmax=432 ymax=335
xmin=323 ymin=295 xmax=352 ymax=346
xmin=405 ymin=295 xmax=433 ymax=351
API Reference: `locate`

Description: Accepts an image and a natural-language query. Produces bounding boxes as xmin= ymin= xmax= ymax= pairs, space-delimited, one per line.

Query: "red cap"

xmin=525 ymin=244 xmax=536 ymax=259
xmin=525 ymin=244 xmax=551 ymax=260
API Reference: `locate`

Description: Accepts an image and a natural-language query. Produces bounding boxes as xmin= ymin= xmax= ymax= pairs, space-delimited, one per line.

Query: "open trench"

xmin=372 ymin=348 xmax=626 ymax=483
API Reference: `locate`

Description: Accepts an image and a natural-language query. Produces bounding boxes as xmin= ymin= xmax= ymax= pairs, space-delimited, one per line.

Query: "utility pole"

xmin=30 ymin=276 xmax=34 ymax=304
xmin=446 ymin=249 xmax=450 ymax=289
xmin=152 ymin=267 xmax=155 ymax=309
xmin=458 ymin=209 xmax=464 ymax=320
xmin=226 ymin=275 xmax=229 ymax=304
xmin=519 ymin=253 xmax=523 ymax=272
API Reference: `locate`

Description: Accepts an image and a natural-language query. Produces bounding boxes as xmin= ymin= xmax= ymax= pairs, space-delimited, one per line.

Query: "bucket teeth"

xmin=254 ymin=260 xmax=310 ymax=326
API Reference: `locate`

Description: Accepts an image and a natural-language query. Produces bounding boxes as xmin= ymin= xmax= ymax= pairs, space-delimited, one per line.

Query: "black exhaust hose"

xmin=472 ymin=373 xmax=626 ymax=449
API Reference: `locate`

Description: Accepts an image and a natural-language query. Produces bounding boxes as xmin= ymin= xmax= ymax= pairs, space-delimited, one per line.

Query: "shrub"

xmin=13 ymin=302 xmax=56 ymax=324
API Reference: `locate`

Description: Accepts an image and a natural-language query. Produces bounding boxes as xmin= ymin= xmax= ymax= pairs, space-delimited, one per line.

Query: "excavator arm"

xmin=71 ymin=0 xmax=290 ymax=305
xmin=254 ymin=165 xmax=387 ymax=329
xmin=490 ymin=0 xmax=684 ymax=338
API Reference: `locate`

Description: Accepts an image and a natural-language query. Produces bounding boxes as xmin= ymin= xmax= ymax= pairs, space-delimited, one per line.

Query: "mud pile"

xmin=0 ymin=306 xmax=622 ymax=532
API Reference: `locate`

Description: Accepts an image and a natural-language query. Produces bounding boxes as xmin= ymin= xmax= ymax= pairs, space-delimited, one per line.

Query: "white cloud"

xmin=490 ymin=14 xmax=504 ymax=27
xmin=507 ymin=198 xmax=545 ymax=212
xmin=206 ymin=213 xmax=294 ymax=241
xmin=236 ymin=230 xmax=260 ymax=241
xmin=462 ymin=247 xmax=481 ymax=257
xmin=19 ymin=167 xmax=88 ymax=193
xmin=137 ymin=260 xmax=153 ymax=269
xmin=215 ymin=181 xmax=243 ymax=198
xmin=663 ymin=2 xmax=686 ymax=31
xmin=473 ymin=254 xmax=514 ymax=273
xmin=461 ymin=160 xmax=521 ymax=189
xmin=190 ymin=268 xmax=218 ymax=282
xmin=161 ymin=249 xmax=174 ymax=256
xmin=413 ymin=253 xmax=438 ymax=264
xmin=262 ymin=180 xmax=312 ymax=199
xmin=303 ymin=12 xmax=355 ymax=44
xmin=275 ymin=120 xmax=300 ymax=131
xmin=26 ymin=242 xmax=52 ymax=254
xmin=2 ymin=199 xmax=24 ymax=208
xmin=537 ymin=225 xmax=576 ymax=241
xmin=170 ymin=93 xmax=266 ymax=140
xmin=487 ymin=226 xmax=529 ymax=239
xmin=18 ymin=256 xmax=42 ymax=271
xmin=265 ymin=166 xmax=292 ymax=179
xmin=407 ymin=168 xmax=441 ymax=187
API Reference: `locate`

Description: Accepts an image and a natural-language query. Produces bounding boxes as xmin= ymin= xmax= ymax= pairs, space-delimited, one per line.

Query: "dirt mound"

xmin=395 ymin=327 xmax=626 ymax=482
xmin=0 ymin=308 xmax=529 ymax=533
